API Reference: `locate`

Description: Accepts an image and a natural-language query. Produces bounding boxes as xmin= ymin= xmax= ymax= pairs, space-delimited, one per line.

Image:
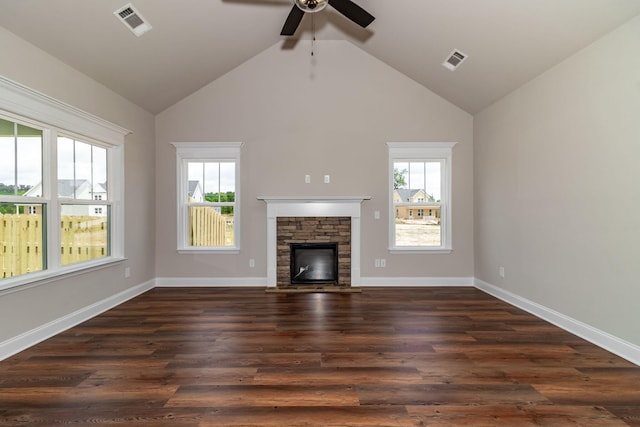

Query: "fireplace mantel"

xmin=257 ymin=196 xmax=370 ymax=216
xmin=257 ymin=196 xmax=370 ymax=287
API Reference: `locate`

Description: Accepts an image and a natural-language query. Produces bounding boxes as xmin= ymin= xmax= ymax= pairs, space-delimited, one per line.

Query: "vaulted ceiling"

xmin=1 ymin=0 xmax=639 ymax=114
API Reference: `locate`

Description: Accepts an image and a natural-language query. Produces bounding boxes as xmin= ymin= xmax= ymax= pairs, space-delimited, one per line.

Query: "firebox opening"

xmin=290 ymin=242 xmax=338 ymax=284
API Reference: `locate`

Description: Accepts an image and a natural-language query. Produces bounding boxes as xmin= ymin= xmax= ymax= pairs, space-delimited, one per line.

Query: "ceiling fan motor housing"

xmin=295 ymin=0 xmax=328 ymax=13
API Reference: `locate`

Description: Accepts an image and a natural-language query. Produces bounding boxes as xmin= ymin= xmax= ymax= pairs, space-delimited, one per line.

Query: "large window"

xmin=388 ymin=142 xmax=456 ymax=252
xmin=173 ymin=142 xmax=241 ymax=253
xmin=0 ymin=76 xmax=127 ymax=289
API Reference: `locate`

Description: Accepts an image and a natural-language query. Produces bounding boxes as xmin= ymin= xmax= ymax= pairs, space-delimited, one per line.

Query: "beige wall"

xmin=0 ymin=27 xmax=156 ymax=342
xmin=155 ymin=40 xmax=474 ymax=280
xmin=474 ymin=15 xmax=640 ymax=345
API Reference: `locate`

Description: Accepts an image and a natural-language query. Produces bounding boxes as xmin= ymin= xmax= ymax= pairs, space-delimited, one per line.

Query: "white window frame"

xmin=0 ymin=76 xmax=129 ymax=291
xmin=387 ymin=142 xmax=456 ymax=254
xmin=172 ymin=142 xmax=242 ymax=254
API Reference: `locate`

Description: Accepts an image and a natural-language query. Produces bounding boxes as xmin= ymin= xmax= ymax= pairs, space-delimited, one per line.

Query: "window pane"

xmin=58 ymin=137 xmax=108 ymax=200
xmin=187 ymin=162 xmax=204 ymax=202
xmin=189 ymin=205 xmax=234 ymax=247
xmin=204 ymin=162 xmax=220 ymax=198
xmin=0 ymin=135 xmax=16 ymax=196
xmin=17 ymin=124 xmax=42 ymax=196
xmin=395 ymin=220 xmax=441 ymax=246
xmin=60 ymin=204 xmax=109 ymax=265
xmin=74 ymin=141 xmax=92 ymax=200
xmin=0 ymin=118 xmax=43 ymax=197
xmin=57 ymin=137 xmax=74 ymax=197
xmin=0 ymin=203 xmax=45 ymax=279
xmin=393 ymin=160 xmax=442 ymax=247
xmin=220 ymin=162 xmax=235 ymax=193
xmin=393 ymin=162 xmax=408 ymax=189
xmin=92 ymin=145 xmax=107 ymax=197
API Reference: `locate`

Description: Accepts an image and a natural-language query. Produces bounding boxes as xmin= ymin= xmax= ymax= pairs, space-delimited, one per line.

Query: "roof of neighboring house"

xmin=188 ymin=180 xmax=201 ymax=197
xmin=395 ymin=189 xmax=423 ymax=202
xmin=57 ymin=179 xmax=87 ymax=198
xmin=23 ymin=179 xmax=106 ymax=198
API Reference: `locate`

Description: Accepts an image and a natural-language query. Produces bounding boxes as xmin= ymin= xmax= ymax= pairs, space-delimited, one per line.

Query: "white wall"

xmin=0 ymin=27 xmax=156 ymax=343
xmin=155 ymin=40 xmax=474 ymax=282
xmin=474 ymin=15 xmax=640 ymax=345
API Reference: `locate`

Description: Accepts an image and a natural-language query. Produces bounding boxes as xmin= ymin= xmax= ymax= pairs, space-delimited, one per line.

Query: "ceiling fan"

xmin=281 ymin=0 xmax=375 ymax=36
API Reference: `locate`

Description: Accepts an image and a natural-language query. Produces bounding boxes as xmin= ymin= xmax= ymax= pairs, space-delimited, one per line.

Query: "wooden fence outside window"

xmin=189 ymin=206 xmax=231 ymax=247
xmin=0 ymin=214 xmax=108 ymax=279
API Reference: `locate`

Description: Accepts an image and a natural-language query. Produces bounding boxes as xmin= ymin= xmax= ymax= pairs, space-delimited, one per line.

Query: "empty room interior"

xmin=0 ymin=1 xmax=639 ymax=425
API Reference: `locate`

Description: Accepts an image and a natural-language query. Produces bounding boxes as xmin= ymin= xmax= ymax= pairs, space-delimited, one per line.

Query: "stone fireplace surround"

xmin=278 ymin=217 xmax=350 ymax=287
xmin=257 ymin=196 xmax=370 ymax=288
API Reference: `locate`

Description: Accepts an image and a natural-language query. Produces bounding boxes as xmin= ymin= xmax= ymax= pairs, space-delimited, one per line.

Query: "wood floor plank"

xmin=253 ymin=366 xmax=424 ymax=385
xmin=408 ymin=404 xmax=629 ymax=426
xmin=166 ymin=384 xmax=360 ymax=407
xmin=200 ymin=407 xmax=414 ymax=427
xmin=0 ymin=287 xmax=638 ymax=426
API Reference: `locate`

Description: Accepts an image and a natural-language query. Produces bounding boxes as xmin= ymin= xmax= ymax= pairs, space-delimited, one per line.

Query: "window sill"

xmin=0 ymin=257 xmax=127 ymax=296
xmin=389 ymin=248 xmax=453 ymax=255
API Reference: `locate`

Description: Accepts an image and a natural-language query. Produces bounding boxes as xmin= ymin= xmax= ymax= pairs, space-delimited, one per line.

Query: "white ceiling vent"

xmin=442 ymin=49 xmax=468 ymax=71
xmin=114 ymin=3 xmax=152 ymax=37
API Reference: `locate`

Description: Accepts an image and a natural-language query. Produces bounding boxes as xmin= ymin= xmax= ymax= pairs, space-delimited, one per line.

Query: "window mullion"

xmin=47 ymin=130 xmax=61 ymax=270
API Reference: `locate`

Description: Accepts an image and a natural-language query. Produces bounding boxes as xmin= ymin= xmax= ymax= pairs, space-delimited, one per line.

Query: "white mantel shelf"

xmin=257 ymin=196 xmax=370 ymax=288
xmin=257 ymin=196 xmax=371 ymax=202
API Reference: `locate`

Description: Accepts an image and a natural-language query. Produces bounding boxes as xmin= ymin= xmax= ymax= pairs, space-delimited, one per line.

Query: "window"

xmin=173 ymin=142 xmax=242 ymax=253
xmin=388 ymin=142 xmax=456 ymax=253
xmin=0 ymin=76 xmax=127 ymax=289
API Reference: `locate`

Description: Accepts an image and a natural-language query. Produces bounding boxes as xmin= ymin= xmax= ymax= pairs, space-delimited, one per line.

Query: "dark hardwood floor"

xmin=1 ymin=287 xmax=639 ymax=426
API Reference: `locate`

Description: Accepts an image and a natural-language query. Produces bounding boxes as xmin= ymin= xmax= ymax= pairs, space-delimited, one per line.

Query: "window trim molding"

xmin=172 ymin=142 xmax=242 ymax=253
xmin=0 ymin=76 xmax=130 ymax=146
xmin=0 ymin=76 xmax=129 ymax=291
xmin=387 ymin=142 xmax=457 ymax=253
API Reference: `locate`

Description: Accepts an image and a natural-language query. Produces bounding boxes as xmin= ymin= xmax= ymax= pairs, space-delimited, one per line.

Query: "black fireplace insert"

xmin=290 ymin=242 xmax=338 ymax=284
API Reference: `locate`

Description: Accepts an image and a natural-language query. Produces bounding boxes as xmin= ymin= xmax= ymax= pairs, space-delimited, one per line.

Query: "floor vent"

xmin=114 ymin=3 xmax=152 ymax=37
xmin=442 ymin=49 xmax=468 ymax=71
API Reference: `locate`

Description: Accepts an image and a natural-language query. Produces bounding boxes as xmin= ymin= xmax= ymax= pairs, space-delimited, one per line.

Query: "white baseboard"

xmin=155 ymin=276 xmax=268 ymax=287
xmin=474 ymin=278 xmax=640 ymax=367
xmin=359 ymin=276 xmax=473 ymax=287
xmin=0 ymin=280 xmax=154 ymax=361
xmin=154 ymin=276 xmax=473 ymax=288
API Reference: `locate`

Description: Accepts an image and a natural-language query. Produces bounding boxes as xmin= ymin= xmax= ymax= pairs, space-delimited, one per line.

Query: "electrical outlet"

xmin=249 ymin=259 xmax=255 ymax=268
xmin=499 ymin=266 xmax=505 ymax=278
xmin=124 ymin=267 xmax=131 ymax=278
xmin=375 ymin=259 xmax=381 ymax=268
xmin=305 ymin=174 xmax=311 ymax=184
xmin=380 ymin=259 xmax=386 ymax=268
xmin=374 ymin=210 xmax=380 ymax=219
xmin=324 ymin=175 xmax=330 ymax=184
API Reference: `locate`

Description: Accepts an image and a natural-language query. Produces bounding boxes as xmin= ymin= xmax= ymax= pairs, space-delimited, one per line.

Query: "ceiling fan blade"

xmin=281 ymin=5 xmax=305 ymax=36
xmin=328 ymin=0 xmax=375 ymax=28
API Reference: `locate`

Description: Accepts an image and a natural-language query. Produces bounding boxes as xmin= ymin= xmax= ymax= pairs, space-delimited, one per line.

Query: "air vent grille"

xmin=443 ymin=49 xmax=468 ymax=71
xmin=114 ymin=3 xmax=152 ymax=37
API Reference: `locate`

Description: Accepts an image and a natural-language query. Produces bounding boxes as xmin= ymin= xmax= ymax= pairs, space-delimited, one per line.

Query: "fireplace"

xmin=277 ymin=217 xmax=350 ymax=287
xmin=257 ymin=196 xmax=370 ymax=289
xmin=290 ymin=242 xmax=338 ymax=284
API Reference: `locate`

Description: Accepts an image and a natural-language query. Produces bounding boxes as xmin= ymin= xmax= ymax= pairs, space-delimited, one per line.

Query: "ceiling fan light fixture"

xmin=295 ymin=0 xmax=328 ymax=13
